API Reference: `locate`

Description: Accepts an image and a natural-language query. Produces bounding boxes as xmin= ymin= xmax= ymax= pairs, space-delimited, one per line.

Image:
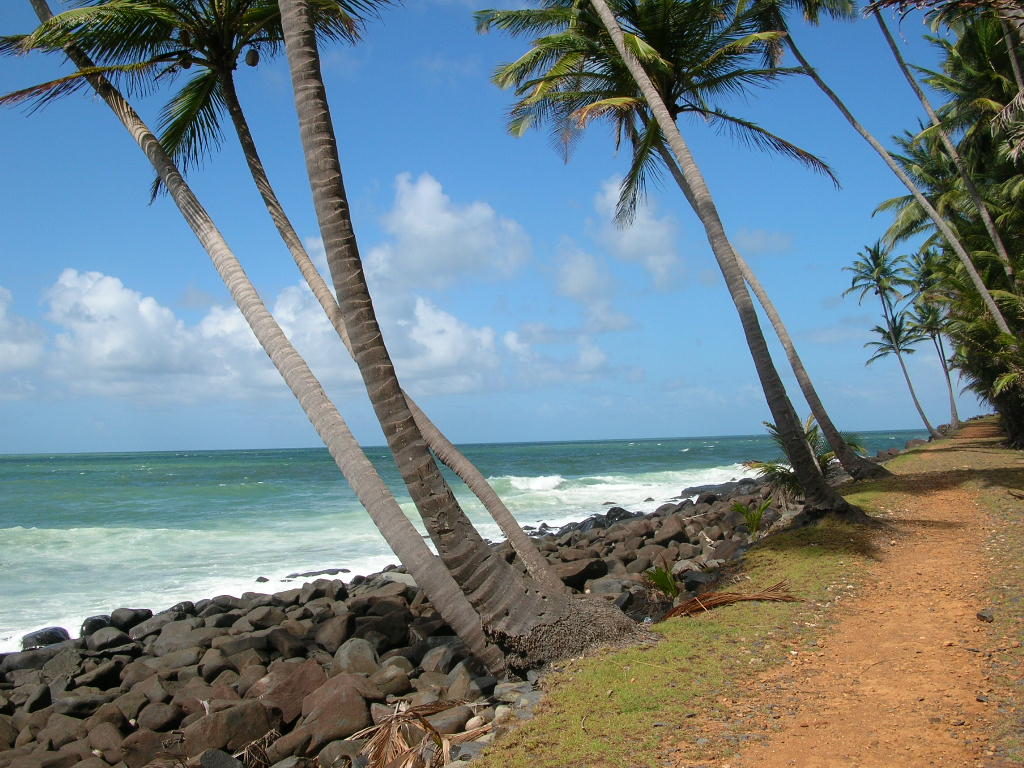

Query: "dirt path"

xmin=671 ymin=420 xmax=1024 ymax=768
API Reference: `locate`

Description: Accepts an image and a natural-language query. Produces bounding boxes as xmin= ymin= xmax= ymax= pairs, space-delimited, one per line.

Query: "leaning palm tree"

xmin=2 ymin=0 xmax=563 ymax=593
xmin=276 ymin=0 xmax=640 ymax=670
xmin=865 ymin=313 xmax=940 ymax=435
xmin=748 ymin=0 xmax=1012 ymax=334
xmin=873 ymin=11 xmax=1018 ymax=290
xmin=477 ymin=0 xmax=887 ymax=481
xmin=480 ymin=0 xmax=857 ymax=517
xmin=12 ymin=0 xmax=510 ymax=674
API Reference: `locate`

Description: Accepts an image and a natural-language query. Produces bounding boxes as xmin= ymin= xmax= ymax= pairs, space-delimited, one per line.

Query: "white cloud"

xmin=0 ymin=286 xmax=45 ymax=373
xmin=595 ymin=178 xmax=682 ymax=290
xmin=556 ymin=246 xmax=631 ymax=333
xmin=365 ymin=173 xmax=530 ymax=291
xmin=733 ymin=228 xmax=794 ymax=255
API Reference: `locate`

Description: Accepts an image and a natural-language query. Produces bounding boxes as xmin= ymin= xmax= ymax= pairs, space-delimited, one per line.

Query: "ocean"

xmin=0 ymin=429 xmax=925 ymax=651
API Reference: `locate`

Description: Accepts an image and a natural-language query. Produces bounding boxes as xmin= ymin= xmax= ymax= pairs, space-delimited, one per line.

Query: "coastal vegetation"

xmin=2 ymin=0 xmax=1023 ymax=730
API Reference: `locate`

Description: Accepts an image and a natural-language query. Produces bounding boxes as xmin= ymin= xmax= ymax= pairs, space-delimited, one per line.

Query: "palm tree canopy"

xmin=1 ymin=0 xmax=385 ymax=183
xmin=477 ymin=0 xmax=838 ymax=223
xmin=865 ymin=312 xmax=927 ymax=364
xmin=843 ymin=241 xmax=916 ymax=307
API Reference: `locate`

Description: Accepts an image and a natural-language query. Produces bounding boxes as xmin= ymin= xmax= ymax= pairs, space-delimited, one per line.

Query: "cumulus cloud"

xmin=365 ymin=173 xmax=530 ymax=291
xmin=31 ymin=265 xmax=507 ymax=403
xmin=0 ymin=286 xmax=45 ymax=373
xmin=732 ymin=228 xmax=794 ymax=255
xmin=44 ymin=269 xmax=282 ymax=400
xmin=595 ymin=178 xmax=682 ymax=290
xmin=556 ymin=246 xmax=631 ymax=333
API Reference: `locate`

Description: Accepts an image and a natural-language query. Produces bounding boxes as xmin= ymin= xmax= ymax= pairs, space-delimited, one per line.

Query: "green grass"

xmin=473 ymin=518 xmax=880 ymax=768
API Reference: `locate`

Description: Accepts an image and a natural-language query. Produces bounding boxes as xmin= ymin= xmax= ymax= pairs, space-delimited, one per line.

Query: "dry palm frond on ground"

xmin=352 ymin=700 xmax=492 ymax=768
xmin=233 ymin=729 xmax=280 ymax=768
xmin=664 ymin=580 xmax=801 ymax=619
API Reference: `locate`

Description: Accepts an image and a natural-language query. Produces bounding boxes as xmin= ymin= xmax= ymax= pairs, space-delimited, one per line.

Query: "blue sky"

xmin=0 ymin=2 xmax=983 ymax=453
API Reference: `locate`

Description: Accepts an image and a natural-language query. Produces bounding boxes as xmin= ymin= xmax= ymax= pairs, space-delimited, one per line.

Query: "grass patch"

xmin=472 ymin=518 xmax=879 ymax=768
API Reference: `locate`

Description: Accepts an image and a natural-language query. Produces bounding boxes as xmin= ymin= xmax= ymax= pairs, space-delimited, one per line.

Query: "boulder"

xmin=86 ymin=720 xmax=124 ymax=763
xmin=425 ymin=705 xmax=473 ymax=735
xmin=332 ymin=638 xmax=378 ymax=676
xmin=21 ymin=628 xmax=70 ymax=651
xmin=120 ymin=728 xmax=165 ymax=768
xmin=137 ymin=701 xmax=184 ymax=731
xmin=245 ymin=659 xmax=326 ymax=725
xmin=1 ymin=647 xmax=63 ymax=674
xmin=312 ymin=614 xmax=353 ymax=654
xmin=293 ymin=676 xmax=372 ymax=754
xmin=128 ymin=612 xmax=183 ymax=641
xmin=181 ymin=700 xmax=273 ymax=756
xmin=552 ymin=558 xmax=607 ymax=590
xmin=85 ymin=627 xmax=130 ymax=653
xmin=109 ymin=608 xmax=153 ymax=633
xmin=199 ymin=749 xmax=246 ymax=768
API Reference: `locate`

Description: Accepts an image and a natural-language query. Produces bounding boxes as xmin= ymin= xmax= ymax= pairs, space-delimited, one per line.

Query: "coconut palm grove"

xmin=0 ymin=0 xmax=1022 ymax=765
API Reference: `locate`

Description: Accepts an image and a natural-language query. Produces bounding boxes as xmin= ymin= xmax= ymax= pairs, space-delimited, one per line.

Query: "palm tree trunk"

xmin=894 ymin=348 xmax=940 ymax=436
xmin=786 ymin=34 xmax=1013 ymax=336
xmin=587 ymin=0 xmax=857 ymax=518
xmin=277 ymin=0 xmax=638 ymax=670
xmin=654 ymin=144 xmax=890 ymax=481
xmin=999 ymin=17 xmax=1024 ymax=92
xmin=875 ymin=12 xmax=1018 ymax=290
xmin=28 ymin=0 xmax=506 ymax=676
xmin=933 ymin=332 xmax=961 ymax=429
xmin=878 ymin=295 xmax=941 ymax=438
xmin=218 ymin=69 xmax=564 ymax=593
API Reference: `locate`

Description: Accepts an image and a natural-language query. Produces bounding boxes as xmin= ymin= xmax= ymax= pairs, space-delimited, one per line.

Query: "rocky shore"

xmin=1 ymin=439 xmax=926 ymax=768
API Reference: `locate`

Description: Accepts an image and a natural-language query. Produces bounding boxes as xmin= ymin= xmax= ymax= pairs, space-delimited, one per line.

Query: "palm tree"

xmin=874 ymin=11 xmax=1018 ymax=290
xmin=908 ymin=300 xmax=962 ymax=428
xmin=3 ymin=0 xmax=564 ymax=593
xmin=845 ymin=242 xmax=941 ymax=436
xmin=864 ymin=313 xmax=940 ymax=435
xmin=276 ymin=0 xmax=640 ymax=670
xmin=749 ymin=0 xmax=1012 ymax=334
xmin=481 ymin=0 xmax=858 ymax=517
xmin=13 ymin=0 xmax=509 ymax=674
xmin=477 ymin=0 xmax=886 ymax=481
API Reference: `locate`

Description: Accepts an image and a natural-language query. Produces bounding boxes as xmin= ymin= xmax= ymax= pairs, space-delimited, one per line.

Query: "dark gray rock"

xmin=200 ymin=749 xmax=246 ymax=768
xmin=552 ymin=558 xmax=607 ymax=590
xmin=21 ymin=627 xmax=70 ymax=650
xmin=128 ymin=611 xmax=183 ymax=640
xmin=85 ymin=627 xmax=130 ymax=652
xmin=333 ymin=638 xmax=379 ymax=675
xmin=109 ymin=608 xmax=153 ymax=632
xmin=977 ymin=608 xmax=995 ymax=622
xmin=79 ymin=616 xmax=112 ymax=637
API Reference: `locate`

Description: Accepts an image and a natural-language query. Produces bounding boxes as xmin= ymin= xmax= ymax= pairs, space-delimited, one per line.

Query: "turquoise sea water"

xmin=0 ymin=429 xmax=926 ymax=651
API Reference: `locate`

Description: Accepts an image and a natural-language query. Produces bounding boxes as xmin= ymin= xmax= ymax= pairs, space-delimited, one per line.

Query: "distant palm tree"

xmin=3 ymin=0 xmax=563 ymax=592
xmin=865 ymin=313 xmax=939 ymax=435
xmin=908 ymin=300 xmax=962 ymax=429
xmin=846 ymin=241 xmax=941 ymax=437
xmin=480 ymin=0 xmax=861 ymax=517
